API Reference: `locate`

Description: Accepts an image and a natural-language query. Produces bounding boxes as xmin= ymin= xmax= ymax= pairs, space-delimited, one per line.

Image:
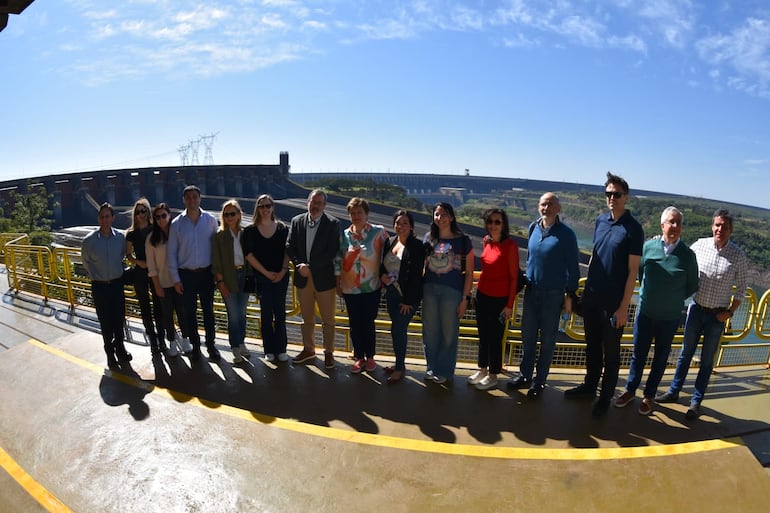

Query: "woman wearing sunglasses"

xmin=126 ymin=197 xmax=164 ymax=354
xmin=146 ymin=203 xmax=193 ymax=357
xmin=242 ymin=194 xmax=291 ymax=363
xmin=468 ymin=208 xmax=519 ymax=391
xmin=212 ymin=199 xmax=252 ymax=364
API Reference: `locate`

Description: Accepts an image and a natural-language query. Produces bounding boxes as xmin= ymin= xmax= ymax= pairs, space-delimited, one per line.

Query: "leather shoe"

xmin=207 ymin=346 xmax=221 ymax=363
xmin=685 ymin=403 xmax=701 ymax=420
xmin=527 ymin=383 xmax=545 ymax=399
xmin=654 ymin=391 xmax=679 ymax=403
xmin=592 ymin=397 xmax=611 ymax=417
xmin=387 ymin=370 xmax=404 ymax=384
xmin=564 ymin=383 xmax=595 ymax=399
xmin=116 ymin=351 xmax=133 ymax=363
xmin=506 ymin=375 xmax=532 ymax=390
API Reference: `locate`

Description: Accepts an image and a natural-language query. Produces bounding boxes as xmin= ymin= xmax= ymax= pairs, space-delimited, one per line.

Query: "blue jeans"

xmin=257 ymin=273 xmax=289 ymax=355
xmin=344 ymin=290 xmax=381 ymax=359
xmin=520 ymin=287 xmax=564 ymax=385
xmin=224 ymin=289 xmax=249 ymax=349
xmin=668 ymin=303 xmax=725 ymax=405
xmin=386 ymin=285 xmax=415 ymax=371
xmin=625 ymin=312 xmax=680 ymax=398
xmin=475 ymin=291 xmax=506 ymax=374
xmin=421 ymin=282 xmax=461 ymax=379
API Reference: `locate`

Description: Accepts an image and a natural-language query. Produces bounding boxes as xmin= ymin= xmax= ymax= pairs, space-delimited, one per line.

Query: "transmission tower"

xmin=178 ymin=144 xmax=190 ymax=166
xmin=201 ymin=132 xmax=218 ymax=165
xmin=188 ymin=138 xmax=201 ymax=165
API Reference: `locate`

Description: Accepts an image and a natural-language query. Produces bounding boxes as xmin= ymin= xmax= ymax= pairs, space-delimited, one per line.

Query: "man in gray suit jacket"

xmin=286 ymin=189 xmax=341 ymax=368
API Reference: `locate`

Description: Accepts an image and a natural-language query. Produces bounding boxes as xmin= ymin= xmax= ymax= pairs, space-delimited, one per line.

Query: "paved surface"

xmin=1 ymin=289 xmax=769 ymax=513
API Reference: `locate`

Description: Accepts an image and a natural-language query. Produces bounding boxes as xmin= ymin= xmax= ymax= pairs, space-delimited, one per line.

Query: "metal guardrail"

xmin=3 ymin=235 xmax=769 ymax=369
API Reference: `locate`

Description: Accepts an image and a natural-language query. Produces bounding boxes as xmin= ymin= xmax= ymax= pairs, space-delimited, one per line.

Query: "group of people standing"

xmin=81 ymin=175 xmax=748 ymax=422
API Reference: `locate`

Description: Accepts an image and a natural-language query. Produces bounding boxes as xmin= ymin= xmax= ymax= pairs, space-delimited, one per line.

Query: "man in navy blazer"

xmin=286 ymin=189 xmax=341 ymax=368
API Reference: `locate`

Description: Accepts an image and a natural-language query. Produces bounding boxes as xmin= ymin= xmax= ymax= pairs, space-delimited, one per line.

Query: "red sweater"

xmin=477 ymin=237 xmax=519 ymax=308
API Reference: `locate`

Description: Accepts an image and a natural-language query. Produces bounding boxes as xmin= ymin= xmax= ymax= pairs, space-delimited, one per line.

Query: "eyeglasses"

xmin=486 ymin=219 xmax=503 ymax=226
xmin=257 ymin=203 xmax=273 ymax=209
xmin=605 ymin=191 xmax=625 ymax=199
xmin=223 ymin=211 xmax=238 ymax=218
xmin=154 ymin=213 xmax=168 ymax=220
xmin=135 ymin=208 xmax=148 ymax=215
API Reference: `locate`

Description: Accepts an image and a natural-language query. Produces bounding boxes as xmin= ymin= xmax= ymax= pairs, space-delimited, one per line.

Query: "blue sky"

xmin=2 ymin=1 xmax=770 ymax=208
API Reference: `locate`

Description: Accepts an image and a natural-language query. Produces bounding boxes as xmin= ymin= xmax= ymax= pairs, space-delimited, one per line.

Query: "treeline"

xmin=456 ymin=189 xmax=770 ymax=290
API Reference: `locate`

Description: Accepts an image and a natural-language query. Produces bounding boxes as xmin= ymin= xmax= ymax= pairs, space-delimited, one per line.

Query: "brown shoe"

xmin=324 ymin=352 xmax=335 ymax=369
xmin=387 ymin=370 xmax=404 ymax=384
xmin=638 ymin=397 xmax=653 ymax=416
xmin=292 ymin=349 xmax=316 ymax=364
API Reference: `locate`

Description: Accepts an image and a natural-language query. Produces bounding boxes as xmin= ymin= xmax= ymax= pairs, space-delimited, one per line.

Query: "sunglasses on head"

xmin=154 ymin=213 xmax=168 ymax=220
xmin=605 ymin=191 xmax=625 ymax=199
xmin=486 ymin=219 xmax=503 ymax=226
xmin=257 ymin=203 xmax=273 ymax=209
xmin=223 ymin=211 xmax=238 ymax=218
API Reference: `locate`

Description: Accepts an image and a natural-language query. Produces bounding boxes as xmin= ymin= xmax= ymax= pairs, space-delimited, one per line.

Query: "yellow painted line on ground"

xmin=0 ymin=445 xmax=75 ymax=513
xmin=29 ymin=339 xmax=743 ymax=461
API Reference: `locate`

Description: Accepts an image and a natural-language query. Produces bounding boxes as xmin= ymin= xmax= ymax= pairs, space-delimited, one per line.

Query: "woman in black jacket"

xmin=380 ymin=210 xmax=426 ymax=383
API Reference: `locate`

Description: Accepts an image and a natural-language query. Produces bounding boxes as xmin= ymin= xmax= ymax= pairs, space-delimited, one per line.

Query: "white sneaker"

xmin=166 ymin=339 xmax=179 ymax=357
xmin=277 ymin=352 xmax=289 ymax=362
xmin=177 ymin=335 xmax=193 ymax=355
xmin=424 ymin=370 xmax=435 ymax=381
xmin=239 ymin=345 xmax=251 ymax=358
xmin=265 ymin=353 xmax=276 ymax=362
xmin=475 ymin=374 xmax=498 ymax=390
xmin=468 ymin=369 xmax=488 ymax=385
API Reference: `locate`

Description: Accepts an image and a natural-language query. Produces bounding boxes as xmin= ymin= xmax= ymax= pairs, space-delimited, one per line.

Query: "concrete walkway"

xmin=1 ymin=290 xmax=769 ymax=513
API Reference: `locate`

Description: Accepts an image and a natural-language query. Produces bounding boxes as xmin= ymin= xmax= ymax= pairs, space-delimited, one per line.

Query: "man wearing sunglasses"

xmin=565 ymin=173 xmax=643 ymax=417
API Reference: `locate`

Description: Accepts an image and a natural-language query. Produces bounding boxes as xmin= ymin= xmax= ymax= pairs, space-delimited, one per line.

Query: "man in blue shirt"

xmin=565 ymin=173 xmax=643 ymax=417
xmin=168 ymin=185 xmax=221 ymax=363
xmin=507 ymin=192 xmax=580 ymax=398
xmin=81 ymin=203 xmax=132 ymax=369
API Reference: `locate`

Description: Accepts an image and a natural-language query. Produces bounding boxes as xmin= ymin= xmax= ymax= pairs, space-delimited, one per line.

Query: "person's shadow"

xmin=99 ymin=364 xmax=151 ymax=420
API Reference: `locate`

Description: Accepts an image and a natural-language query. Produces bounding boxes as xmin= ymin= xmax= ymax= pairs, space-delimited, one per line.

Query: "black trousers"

xmin=92 ymin=281 xmax=128 ymax=359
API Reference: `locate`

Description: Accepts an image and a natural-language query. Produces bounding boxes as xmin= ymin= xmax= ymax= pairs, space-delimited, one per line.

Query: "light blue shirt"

xmin=167 ymin=208 xmax=218 ymax=283
xmin=81 ymin=227 xmax=126 ymax=282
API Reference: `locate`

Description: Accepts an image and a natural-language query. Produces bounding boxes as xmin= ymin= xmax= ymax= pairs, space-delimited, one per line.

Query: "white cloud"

xmin=697 ymin=16 xmax=770 ymax=96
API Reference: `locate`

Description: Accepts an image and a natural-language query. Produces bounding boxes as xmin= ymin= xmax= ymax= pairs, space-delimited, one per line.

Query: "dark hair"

xmin=183 ymin=185 xmax=201 ymax=197
xmin=605 ymin=172 xmax=629 ymax=194
xmin=392 ymin=209 xmax=415 ymax=236
xmin=429 ymin=202 xmax=462 ymax=241
xmin=482 ymin=208 xmax=510 ymax=239
xmin=713 ymin=209 xmax=734 ymax=231
xmin=98 ymin=202 xmax=114 ymax=216
xmin=149 ymin=203 xmax=172 ymax=247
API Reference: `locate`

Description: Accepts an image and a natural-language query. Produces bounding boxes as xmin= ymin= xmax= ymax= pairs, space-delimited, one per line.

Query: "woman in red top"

xmin=469 ymin=208 xmax=519 ymax=390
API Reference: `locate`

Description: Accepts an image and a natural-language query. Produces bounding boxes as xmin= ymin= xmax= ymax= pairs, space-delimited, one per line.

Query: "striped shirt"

xmin=691 ymin=237 xmax=748 ymax=309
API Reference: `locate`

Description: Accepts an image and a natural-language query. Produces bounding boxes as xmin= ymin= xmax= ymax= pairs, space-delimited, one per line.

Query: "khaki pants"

xmin=297 ymin=275 xmax=337 ymax=353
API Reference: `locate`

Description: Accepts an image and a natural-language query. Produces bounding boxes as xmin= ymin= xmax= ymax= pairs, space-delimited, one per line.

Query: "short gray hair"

xmin=660 ymin=206 xmax=683 ymax=225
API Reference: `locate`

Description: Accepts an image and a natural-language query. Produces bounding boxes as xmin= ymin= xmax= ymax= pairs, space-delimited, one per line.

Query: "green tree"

xmin=2 ymin=181 xmax=57 ymax=245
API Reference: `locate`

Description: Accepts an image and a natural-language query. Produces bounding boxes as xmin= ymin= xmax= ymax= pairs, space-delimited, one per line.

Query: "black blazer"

xmin=286 ymin=212 xmax=341 ymax=292
xmin=380 ymin=234 xmax=426 ymax=307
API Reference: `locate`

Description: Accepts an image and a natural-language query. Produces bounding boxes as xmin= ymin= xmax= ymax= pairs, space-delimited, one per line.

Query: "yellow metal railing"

xmin=3 ymin=234 xmax=770 ymax=368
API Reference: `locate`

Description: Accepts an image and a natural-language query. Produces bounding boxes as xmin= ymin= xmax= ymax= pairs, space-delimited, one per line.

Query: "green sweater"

xmin=638 ymin=238 xmax=699 ymax=320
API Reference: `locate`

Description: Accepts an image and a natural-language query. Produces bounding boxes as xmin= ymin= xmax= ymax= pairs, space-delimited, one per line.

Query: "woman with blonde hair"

xmin=125 ymin=197 xmax=163 ymax=353
xmin=212 ymin=199 xmax=252 ymax=364
xmin=243 ymin=194 xmax=290 ymax=362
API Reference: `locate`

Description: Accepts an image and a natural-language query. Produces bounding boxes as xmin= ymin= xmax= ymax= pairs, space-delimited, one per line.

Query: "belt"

xmin=235 ymin=265 xmax=244 ymax=270
xmin=92 ymin=278 xmax=121 ymax=285
xmin=695 ymin=303 xmax=727 ymax=314
xmin=181 ymin=267 xmax=210 ymax=272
